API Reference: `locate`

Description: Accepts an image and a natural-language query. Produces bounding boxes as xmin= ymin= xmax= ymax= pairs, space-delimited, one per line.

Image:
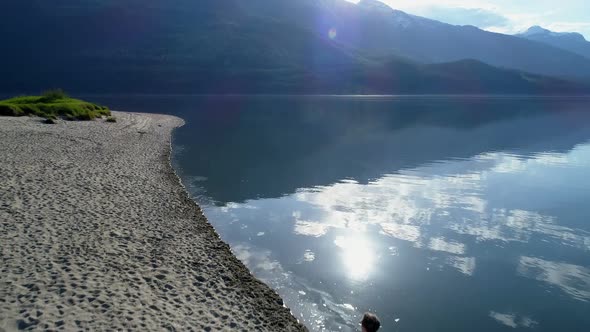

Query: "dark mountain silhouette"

xmin=0 ymin=0 xmax=588 ymax=94
xmin=516 ymin=26 xmax=590 ymax=60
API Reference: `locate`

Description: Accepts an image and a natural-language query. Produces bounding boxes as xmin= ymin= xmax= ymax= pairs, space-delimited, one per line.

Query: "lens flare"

xmin=328 ymin=28 xmax=337 ymax=40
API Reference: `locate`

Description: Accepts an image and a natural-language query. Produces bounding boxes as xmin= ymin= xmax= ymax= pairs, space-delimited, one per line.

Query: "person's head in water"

xmin=361 ymin=312 xmax=381 ymax=332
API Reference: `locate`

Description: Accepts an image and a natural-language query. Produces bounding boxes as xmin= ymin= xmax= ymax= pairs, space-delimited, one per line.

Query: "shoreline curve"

xmin=0 ymin=111 xmax=306 ymax=331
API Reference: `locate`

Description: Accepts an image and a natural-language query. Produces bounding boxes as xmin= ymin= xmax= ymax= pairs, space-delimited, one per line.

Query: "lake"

xmin=88 ymin=95 xmax=590 ymax=332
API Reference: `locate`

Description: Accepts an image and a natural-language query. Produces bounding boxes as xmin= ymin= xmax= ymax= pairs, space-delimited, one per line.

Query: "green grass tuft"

xmin=40 ymin=89 xmax=68 ymax=103
xmin=0 ymin=90 xmax=111 ymax=121
xmin=106 ymin=116 xmax=117 ymax=123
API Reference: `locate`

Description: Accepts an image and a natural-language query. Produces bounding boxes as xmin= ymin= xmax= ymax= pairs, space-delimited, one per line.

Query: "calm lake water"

xmin=89 ymin=95 xmax=590 ymax=332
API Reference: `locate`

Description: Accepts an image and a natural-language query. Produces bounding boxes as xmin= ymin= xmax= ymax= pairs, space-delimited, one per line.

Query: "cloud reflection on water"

xmin=380 ymin=223 xmax=421 ymax=243
xmin=214 ymin=142 xmax=590 ymax=331
xmin=489 ymin=311 xmax=538 ymax=329
xmin=517 ymin=256 xmax=590 ymax=302
xmin=446 ymin=256 xmax=477 ymax=276
xmin=428 ymin=237 xmax=466 ymax=255
xmin=292 ymin=144 xmax=590 ymax=284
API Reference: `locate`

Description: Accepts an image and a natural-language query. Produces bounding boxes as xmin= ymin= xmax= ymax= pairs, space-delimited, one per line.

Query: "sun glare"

xmin=334 ymin=236 xmax=375 ymax=280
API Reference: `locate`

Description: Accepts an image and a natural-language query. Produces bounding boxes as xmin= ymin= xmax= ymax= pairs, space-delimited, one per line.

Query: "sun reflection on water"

xmin=202 ymin=139 xmax=590 ymax=331
xmin=334 ymin=235 xmax=375 ymax=281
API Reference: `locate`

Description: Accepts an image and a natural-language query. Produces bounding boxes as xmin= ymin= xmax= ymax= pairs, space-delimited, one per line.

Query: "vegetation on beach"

xmin=0 ymin=89 xmax=110 ymax=120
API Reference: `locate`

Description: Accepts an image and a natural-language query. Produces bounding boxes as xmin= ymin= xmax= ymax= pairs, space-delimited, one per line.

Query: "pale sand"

xmin=0 ymin=112 xmax=306 ymax=331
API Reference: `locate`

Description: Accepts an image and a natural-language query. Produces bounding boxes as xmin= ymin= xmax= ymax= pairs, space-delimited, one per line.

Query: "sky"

xmin=347 ymin=0 xmax=590 ymax=39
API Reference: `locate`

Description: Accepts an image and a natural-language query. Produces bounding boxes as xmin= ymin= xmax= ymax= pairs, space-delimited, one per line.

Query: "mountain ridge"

xmin=516 ymin=26 xmax=590 ymax=60
xmin=0 ymin=0 xmax=588 ymax=94
xmin=239 ymin=0 xmax=590 ymax=80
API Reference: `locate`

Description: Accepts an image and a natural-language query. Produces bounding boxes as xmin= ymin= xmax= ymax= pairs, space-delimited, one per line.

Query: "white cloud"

xmin=346 ymin=0 xmax=590 ymax=38
xmin=420 ymin=6 xmax=509 ymax=28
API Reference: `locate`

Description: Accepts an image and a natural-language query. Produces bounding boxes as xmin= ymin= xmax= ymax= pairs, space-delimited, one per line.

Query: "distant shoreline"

xmin=0 ymin=112 xmax=306 ymax=331
xmin=51 ymin=93 xmax=590 ymax=98
xmin=3 ymin=93 xmax=590 ymax=100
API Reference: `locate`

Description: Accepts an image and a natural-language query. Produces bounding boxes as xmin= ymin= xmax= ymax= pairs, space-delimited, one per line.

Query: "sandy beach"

xmin=0 ymin=112 xmax=306 ymax=331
